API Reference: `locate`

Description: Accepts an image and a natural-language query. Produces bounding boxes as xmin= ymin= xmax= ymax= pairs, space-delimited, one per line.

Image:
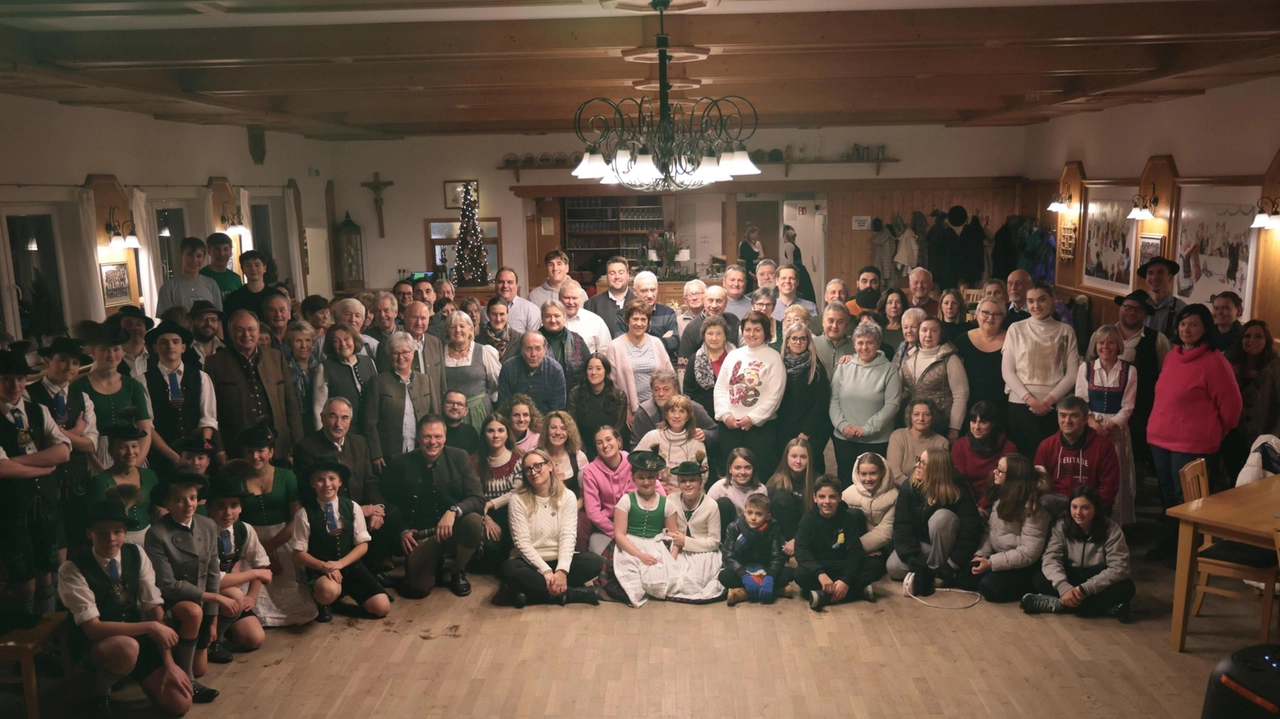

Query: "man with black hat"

xmin=1113 ymin=290 xmax=1170 ymax=491
xmin=204 ymin=464 xmax=270 ymax=656
xmin=0 ymin=349 xmax=72 ymax=618
xmin=176 ymin=434 xmax=217 ymax=477
xmin=144 ymin=320 xmax=219 ymax=476
xmin=111 ymin=305 xmax=155 ymax=382
xmin=57 ymin=499 xmax=194 ymax=718
xmin=188 ymin=300 xmax=226 ymax=366
xmin=28 ymin=337 xmax=100 ymax=550
xmin=1138 ymin=256 xmax=1185 ymax=341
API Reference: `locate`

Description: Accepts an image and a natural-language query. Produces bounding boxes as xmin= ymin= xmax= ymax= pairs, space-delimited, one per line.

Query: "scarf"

xmin=482 ymin=322 xmax=512 ymax=356
xmin=783 ymin=348 xmax=812 ymax=379
xmin=693 ymin=342 xmax=734 ymax=390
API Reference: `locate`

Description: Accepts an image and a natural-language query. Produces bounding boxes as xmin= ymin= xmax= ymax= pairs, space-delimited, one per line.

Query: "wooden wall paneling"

xmin=1244 ymin=146 xmax=1280 ymax=332
xmin=1136 ymin=155 xmax=1180 ymax=270
xmin=85 ymin=173 xmax=140 ymax=311
xmin=286 ymin=178 xmax=309 ymax=296
xmin=1054 ymin=162 xmax=1086 ymax=294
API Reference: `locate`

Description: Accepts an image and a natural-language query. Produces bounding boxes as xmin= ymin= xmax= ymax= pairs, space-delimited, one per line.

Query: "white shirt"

xmin=1074 ymin=359 xmax=1137 ymax=428
xmin=288 ymin=499 xmax=371 ymax=552
xmin=443 ymin=341 xmax=501 ymax=402
xmin=57 ymin=547 xmax=164 ymax=625
xmin=193 ymin=337 xmax=225 ymax=366
xmin=215 ymin=523 xmax=270 ymax=583
xmin=1119 ymin=326 xmax=1170 ymax=366
xmin=146 ymin=361 xmax=219 ymax=431
xmin=26 ymin=377 xmax=98 ymax=445
xmin=0 ymin=399 xmax=72 ymax=457
xmin=399 ymin=374 xmax=417 ymax=454
xmin=566 ymin=308 xmax=612 ymax=355
xmin=120 ymin=347 xmax=150 ymax=383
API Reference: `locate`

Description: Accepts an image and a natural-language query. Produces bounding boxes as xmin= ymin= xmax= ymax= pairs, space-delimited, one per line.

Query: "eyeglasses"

xmin=914 ymin=456 xmax=925 ymax=467
xmin=978 ymin=310 xmax=1006 ymax=319
xmin=522 ymin=461 xmax=548 ymax=477
xmin=444 ymin=400 xmax=467 ymax=408
xmin=992 ymin=466 xmax=1006 ymax=476
xmin=787 ymin=336 xmax=808 ymax=344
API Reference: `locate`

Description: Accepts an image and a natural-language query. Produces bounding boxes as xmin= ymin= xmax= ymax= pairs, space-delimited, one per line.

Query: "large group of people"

xmin=0 ymin=227 xmax=1257 ymax=717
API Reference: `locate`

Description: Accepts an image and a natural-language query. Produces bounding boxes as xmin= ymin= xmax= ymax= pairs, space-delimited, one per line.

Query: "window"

xmin=425 ymin=218 xmax=501 ymax=284
xmin=3 ymin=213 xmax=66 ymax=340
xmin=251 ymin=203 xmax=273 ymax=258
xmin=154 ymin=207 xmax=187 ymax=280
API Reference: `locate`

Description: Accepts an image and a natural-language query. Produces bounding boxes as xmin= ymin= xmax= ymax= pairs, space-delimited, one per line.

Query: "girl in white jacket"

xmin=968 ymin=454 xmax=1051 ymax=602
xmin=840 ymin=452 xmax=898 ymax=585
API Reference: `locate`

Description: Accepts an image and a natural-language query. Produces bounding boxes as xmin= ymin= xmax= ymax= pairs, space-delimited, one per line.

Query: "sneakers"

xmin=1019 ymin=593 xmax=1065 ymax=615
xmin=726 ymin=588 xmax=748 ymax=607
xmin=808 ymin=590 xmax=830 ymax=612
xmin=862 ymin=585 xmax=877 ymax=603
xmin=1104 ymin=601 xmax=1133 ymax=624
xmin=206 ymin=640 xmax=233 ymax=664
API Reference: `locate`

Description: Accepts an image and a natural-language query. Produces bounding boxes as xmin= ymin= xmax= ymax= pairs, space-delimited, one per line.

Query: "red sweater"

xmin=1146 ymin=344 xmax=1242 ymax=454
xmin=1034 ymin=429 xmax=1120 ymax=511
xmin=950 ymin=433 xmax=1018 ymax=509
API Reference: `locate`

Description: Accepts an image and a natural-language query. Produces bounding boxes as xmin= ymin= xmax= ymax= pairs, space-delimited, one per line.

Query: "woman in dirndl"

xmin=666 ymin=461 xmax=726 ymax=603
xmin=598 ymin=451 xmax=679 ymax=607
xmin=443 ymin=310 xmax=501 ymax=434
xmin=1074 ymin=325 xmax=1137 ymax=525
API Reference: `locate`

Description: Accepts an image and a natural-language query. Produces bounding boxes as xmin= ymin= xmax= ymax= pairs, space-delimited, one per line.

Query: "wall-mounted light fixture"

xmin=221 ymin=202 xmax=247 ymax=234
xmin=1251 ymin=197 xmax=1280 ymax=230
xmin=1126 ymin=183 xmax=1159 ymax=221
xmin=105 ymin=206 xmax=141 ymax=249
xmin=1046 ymin=193 xmax=1073 ymax=213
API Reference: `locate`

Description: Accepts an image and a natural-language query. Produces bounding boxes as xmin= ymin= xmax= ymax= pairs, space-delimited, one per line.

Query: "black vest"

xmin=0 ymin=400 xmax=56 ymax=513
xmin=144 ymin=362 xmax=204 ymax=444
xmin=319 ymin=355 xmax=376 ymax=421
xmin=71 ymin=543 xmax=142 ymax=624
xmin=26 ymin=381 xmax=91 ymax=498
xmin=217 ymin=520 xmax=250 ymax=574
xmin=1130 ymin=328 xmax=1160 ymax=430
xmin=304 ymin=498 xmax=355 ymax=562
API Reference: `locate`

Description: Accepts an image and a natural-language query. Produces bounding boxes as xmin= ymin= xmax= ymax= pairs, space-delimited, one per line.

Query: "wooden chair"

xmin=961 ymin=288 xmax=984 ymax=321
xmin=1179 ymin=458 xmax=1279 ymax=642
xmin=0 ymin=612 xmax=73 ymax=719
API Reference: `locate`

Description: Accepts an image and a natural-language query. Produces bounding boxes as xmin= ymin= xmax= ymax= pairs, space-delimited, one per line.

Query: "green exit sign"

xmin=744 ymin=193 xmax=757 ymax=198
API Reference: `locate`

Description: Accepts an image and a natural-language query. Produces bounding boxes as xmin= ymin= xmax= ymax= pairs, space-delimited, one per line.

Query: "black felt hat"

xmin=114 ymin=305 xmax=155 ymax=330
xmin=145 ymin=320 xmax=194 ymax=348
xmin=0 ymin=349 xmax=33 ymax=376
xmin=188 ymin=300 xmax=223 ymax=321
xmin=237 ymin=421 xmax=277 ymax=449
xmin=1137 ymin=256 xmax=1178 ymax=277
xmin=627 ymin=450 xmax=667 ymax=473
xmin=37 ymin=337 xmax=92 ymax=365
xmin=206 ymin=472 xmax=248 ymax=501
xmin=85 ymin=499 xmax=140 ymax=530
xmin=1113 ymin=290 xmax=1156 ymax=315
xmin=304 ymin=455 xmax=351 ymax=484
xmin=669 ymin=460 xmax=705 ymax=477
xmin=102 ymin=417 xmax=148 ymax=442
xmin=156 ymin=470 xmax=209 ymax=497
xmin=174 ymin=434 xmax=217 ymax=456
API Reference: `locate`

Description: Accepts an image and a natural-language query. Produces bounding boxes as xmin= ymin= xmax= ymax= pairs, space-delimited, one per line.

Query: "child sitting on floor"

xmin=795 ymin=475 xmax=873 ymax=611
xmin=719 ymin=493 xmax=791 ymax=606
xmin=289 ymin=456 xmax=391 ymax=619
xmin=205 ymin=461 xmax=272 ymax=659
xmin=58 ymin=499 xmax=193 ymax=718
xmin=599 ymin=450 xmax=680 ymax=607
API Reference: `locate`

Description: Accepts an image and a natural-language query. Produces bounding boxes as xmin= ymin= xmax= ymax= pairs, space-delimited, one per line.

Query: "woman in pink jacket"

xmin=1146 ymin=304 xmax=1242 ymax=563
xmin=580 ymin=425 xmax=665 ymax=555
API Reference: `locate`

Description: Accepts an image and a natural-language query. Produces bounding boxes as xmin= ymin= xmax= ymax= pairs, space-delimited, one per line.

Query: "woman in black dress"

xmin=738 ymin=225 xmax=764 ymax=294
xmin=950 ymin=298 xmax=1009 ymax=431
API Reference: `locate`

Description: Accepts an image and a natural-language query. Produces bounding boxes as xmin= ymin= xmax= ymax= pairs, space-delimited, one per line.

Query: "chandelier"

xmin=572 ymin=0 xmax=760 ymax=192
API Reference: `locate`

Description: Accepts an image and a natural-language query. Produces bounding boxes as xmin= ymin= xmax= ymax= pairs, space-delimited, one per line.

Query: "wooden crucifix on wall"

xmin=360 ymin=172 xmax=394 ymax=238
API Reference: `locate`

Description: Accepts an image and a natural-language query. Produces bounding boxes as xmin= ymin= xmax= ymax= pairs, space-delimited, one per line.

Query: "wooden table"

xmin=0 ymin=612 xmax=73 ymax=719
xmin=1167 ymin=474 xmax=1280 ymax=651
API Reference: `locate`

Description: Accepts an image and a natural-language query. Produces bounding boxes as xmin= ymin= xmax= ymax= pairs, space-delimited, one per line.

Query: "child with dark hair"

xmin=205 ymin=463 xmax=272 ymax=658
xmin=719 ymin=493 xmax=790 ymax=606
xmin=795 ymin=476 xmax=873 ymax=611
xmin=1021 ymin=485 xmax=1135 ymax=622
xmin=967 ymin=454 xmax=1051 ymax=602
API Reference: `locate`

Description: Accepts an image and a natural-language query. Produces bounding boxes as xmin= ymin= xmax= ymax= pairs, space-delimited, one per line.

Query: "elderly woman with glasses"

xmin=443 ymin=310 xmax=501 ymax=433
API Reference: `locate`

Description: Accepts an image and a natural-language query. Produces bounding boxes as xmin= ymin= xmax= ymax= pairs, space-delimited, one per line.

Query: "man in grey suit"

xmin=145 ymin=472 xmax=236 ymax=704
xmin=364 ymin=331 xmax=441 ymax=469
xmin=204 ymin=309 xmax=304 ymax=459
xmin=374 ymin=301 xmax=446 ymax=407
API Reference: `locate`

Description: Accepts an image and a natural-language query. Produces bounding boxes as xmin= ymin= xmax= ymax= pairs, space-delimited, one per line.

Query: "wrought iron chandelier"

xmin=572 ymin=0 xmax=760 ymax=191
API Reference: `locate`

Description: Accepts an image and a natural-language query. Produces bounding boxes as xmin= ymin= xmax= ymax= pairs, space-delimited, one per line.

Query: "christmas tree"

xmin=452 ymin=182 xmax=489 ymax=287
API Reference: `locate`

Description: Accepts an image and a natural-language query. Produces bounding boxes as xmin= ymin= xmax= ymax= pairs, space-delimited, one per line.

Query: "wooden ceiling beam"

xmin=32 ymin=2 xmax=1280 ymax=69
xmin=0 ymin=0 xmax=586 ymax=17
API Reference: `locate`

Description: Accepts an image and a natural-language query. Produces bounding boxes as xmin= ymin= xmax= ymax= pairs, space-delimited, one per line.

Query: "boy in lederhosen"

xmin=142 ymin=321 xmax=220 ymax=476
xmin=205 ymin=461 xmax=271 ymax=658
xmin=57 ymin=499 xmax=193 ymax=718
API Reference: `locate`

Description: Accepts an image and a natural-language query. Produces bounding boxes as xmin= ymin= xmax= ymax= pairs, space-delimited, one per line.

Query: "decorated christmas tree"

xmin=452 ymin=182 xmax=489 ymax=287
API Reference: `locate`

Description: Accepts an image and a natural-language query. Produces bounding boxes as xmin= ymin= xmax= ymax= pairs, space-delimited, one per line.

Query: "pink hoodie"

xmin=580 ymin=451 xmax=667 ymax=537
xmin=1147 ymin=344 xmax=1242 ymax=454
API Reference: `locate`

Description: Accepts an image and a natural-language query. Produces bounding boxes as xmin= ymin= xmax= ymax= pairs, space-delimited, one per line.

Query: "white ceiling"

xmin=1 ymin=0 xmax=1194 ymax=32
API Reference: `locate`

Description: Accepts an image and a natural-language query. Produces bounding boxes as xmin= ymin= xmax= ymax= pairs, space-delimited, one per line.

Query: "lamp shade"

xmin=1252 ymin=211 xmax=1271 ymax=229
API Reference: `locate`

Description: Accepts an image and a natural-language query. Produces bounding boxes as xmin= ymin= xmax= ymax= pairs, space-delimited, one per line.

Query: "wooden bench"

xmin=0 ymin=612 xmax=73 ymax=719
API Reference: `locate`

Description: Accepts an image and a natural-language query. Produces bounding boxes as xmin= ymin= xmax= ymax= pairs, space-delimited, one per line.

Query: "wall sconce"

xmin=105 ymin=206 xmax=141 ymax=249
xmin=221 ymin=202 xmax=247 ymax=234
xmin=1251 ymin=197 xmax=1280 ymax=230
xmin=1046 ymin=193 xmax=1073 ymax=213
xmin=1126 ymin=183 xmax=1159 ymax=221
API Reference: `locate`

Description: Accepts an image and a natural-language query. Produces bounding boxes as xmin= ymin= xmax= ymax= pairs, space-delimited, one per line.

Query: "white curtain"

xmin=282 ymin=183 xmax=306 ymax=295
xmin=129 ymin=188 xmax=162 ymax=317
xmin=236 ymin=187 xmax=254 ymax=252
xmin=196 ymin=187 xmax=218 ymax=238
xmin=71 ymin=188 xmax=107 ymax=323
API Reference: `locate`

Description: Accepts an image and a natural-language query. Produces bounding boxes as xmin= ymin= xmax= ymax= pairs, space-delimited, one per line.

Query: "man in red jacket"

xmin=1034 ymin=396 xmax=1120 ymax=513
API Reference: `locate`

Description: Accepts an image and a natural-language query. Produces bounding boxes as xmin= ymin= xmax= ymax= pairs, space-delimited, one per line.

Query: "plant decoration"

xmin=640 ymin=222 xmax=697 ymax=281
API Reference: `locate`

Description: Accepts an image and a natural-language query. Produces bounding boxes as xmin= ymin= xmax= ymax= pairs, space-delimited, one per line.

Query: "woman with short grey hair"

xmin=444 ymin=309 xmax=502 ymax=432
xmin=830 ymin=320 xmax=902 ymax=485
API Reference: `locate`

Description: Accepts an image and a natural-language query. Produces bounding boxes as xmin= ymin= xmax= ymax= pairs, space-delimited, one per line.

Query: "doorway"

xmin=783 ymin=198 xmax=828 ymax=294
xmin=0 ymin=209 xmax=68 ymax=342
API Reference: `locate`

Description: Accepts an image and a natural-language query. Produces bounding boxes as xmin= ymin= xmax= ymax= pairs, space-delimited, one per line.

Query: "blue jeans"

xmin=1150 ymin=445 xmax=1219 ymax=551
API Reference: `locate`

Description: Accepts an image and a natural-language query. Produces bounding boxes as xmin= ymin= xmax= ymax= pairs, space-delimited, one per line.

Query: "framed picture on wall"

xmin=1081 ymin=192 xmax=1137 ymax=293
xmin=1175 ymin=197 xmax=1259 ymax=319
xmin=1138 ymin=234 xmax=1164 ymax=269
xmin=443 ymin=180 xmax=478 ymax=210
xmin=100 ymin=262 xmax=131 ymax=306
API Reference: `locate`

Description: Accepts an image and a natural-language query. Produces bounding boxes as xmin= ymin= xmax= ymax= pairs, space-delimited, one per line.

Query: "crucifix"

xmin=360 ymin=172 xmax=394 ymax=238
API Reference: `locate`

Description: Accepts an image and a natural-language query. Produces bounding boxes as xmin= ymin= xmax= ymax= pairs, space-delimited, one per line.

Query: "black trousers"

xmin=1006 ymin=403 xmax=1060 ymax=458
xmin=767 ymin=489 xmax=803 ymax=542
xmin=1032 ymin=567 xmax=1136 ymax=613
xmin=795 ymin=558 xmax=871 ymax=596
xmin=500 ymin=554 xmax=604 ymax=603
xmin=720 ymin=421 xmax=779 ymax=484
xmin=971 ymin=565 xmax=1037 ymax=603
xmin=832 ymin=439 xmax=890 ymax=490
xmin=717 ymin=566 xmax=793 ymax=596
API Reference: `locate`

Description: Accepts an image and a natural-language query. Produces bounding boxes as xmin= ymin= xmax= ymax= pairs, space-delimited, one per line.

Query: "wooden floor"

xmin=3 ymin=550 xmax=1267 ymax=719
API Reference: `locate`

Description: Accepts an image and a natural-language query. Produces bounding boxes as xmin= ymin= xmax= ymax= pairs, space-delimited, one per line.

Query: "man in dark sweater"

xmin=719 ymin=494 xmax=790 ymax=606
xmin=794 ymin=477 xmax=872 ymax=611
xmin=442 ymin=391 xmax=480 ymax=456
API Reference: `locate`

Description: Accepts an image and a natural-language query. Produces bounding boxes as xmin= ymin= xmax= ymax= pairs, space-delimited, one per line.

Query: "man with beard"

xmin=584 ymin=256 xmax=635 ymax=338
xmin=189 ymin=300 xmax=225 ymax=365
xmin=844 ymin=266 xmax=882 ymax=317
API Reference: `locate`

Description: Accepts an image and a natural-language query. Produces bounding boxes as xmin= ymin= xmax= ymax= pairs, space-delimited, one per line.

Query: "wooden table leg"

xmin=1169 ymin=520 xmax=1199 ymax=652
xmin=20 ymin=652 xmax=39 ymax=719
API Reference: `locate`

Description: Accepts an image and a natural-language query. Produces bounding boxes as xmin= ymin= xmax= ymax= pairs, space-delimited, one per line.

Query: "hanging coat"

xmin=959 ymin=216 xmax=987 ymax=287
xmin=870 ymin=229 xmax=899 ymax=287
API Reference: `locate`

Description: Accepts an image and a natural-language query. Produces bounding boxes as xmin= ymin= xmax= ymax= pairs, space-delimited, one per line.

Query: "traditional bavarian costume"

xmin=443 ymin=341 xmax=499 ymax=434
xmin=287 ymin=458 xmax=386 ymax=607
xmin=598 ymin=451 xmax=678 ymax=607
xmin=1081 ymin=359 xmax=1138 ymax=525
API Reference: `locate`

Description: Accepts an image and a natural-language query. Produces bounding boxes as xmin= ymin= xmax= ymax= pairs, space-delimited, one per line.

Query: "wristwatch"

xmin=449 ymin=505 xmax=463 ymax=518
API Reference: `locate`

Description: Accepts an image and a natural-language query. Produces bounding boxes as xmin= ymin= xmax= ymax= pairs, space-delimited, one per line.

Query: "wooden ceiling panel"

xmin=0 ymin=1 xmax=1277 ymax=137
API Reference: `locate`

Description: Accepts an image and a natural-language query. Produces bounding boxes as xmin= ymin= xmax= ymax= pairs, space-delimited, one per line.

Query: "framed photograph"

xmin=443 ymin=180 xmax=477 ymax=209
xmin=1175 ymin=200 xmax=1259 ymax=319
xmin=1138 ymin=234 xmax=1165 ymax=269
xmin=100 ymin=262 xmax=131 ymax=305
xmin=1080 ymin=190 xmax=1137 ymax=293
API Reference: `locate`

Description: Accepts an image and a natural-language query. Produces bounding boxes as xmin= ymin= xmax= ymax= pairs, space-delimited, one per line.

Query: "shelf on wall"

xmin=755 ymin=158 xmax=901 ymax=177
xmin=494 ymin=165 xmax=574 ymax=182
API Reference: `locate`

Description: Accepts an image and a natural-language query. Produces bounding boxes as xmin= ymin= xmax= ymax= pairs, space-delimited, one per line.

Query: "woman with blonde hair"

xmin=776 ymin=321 xmax=832 ymax=473
xmin=1074 ymin=324 xmax=1137 ymax=525
xmin=886 ymin=448 xmax=984 ymax=596
xmin=443 ymin=310 xmax=502 ymax=433
xmin=538 ymin=410 xmax=592 ymax=549
xmin=500 ymin=448 xmax=602 ymax=607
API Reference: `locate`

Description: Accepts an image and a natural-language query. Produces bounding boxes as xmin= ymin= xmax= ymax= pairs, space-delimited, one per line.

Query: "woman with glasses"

xmin=776 ymin=322 xmax=831 ymax=473
xmin=952 ymin=298 xmax=1009 ymax=429
xmin=965 ymin=454 xmax=1050 ymax=602
xmin=499 ymin=449 xmax=603 ymax=607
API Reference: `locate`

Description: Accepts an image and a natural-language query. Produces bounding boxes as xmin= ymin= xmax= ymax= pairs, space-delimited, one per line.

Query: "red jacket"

xmin=1034 ymin=428 xmax=1119 ymax=511
xmin=950 ymin=433 xmax=1019 ymax=509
